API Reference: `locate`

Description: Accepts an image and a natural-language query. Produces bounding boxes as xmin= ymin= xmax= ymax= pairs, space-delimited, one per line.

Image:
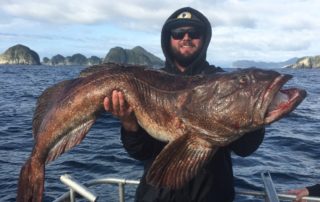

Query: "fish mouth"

xmin=263 ymin=74 xmax=307 ymax=124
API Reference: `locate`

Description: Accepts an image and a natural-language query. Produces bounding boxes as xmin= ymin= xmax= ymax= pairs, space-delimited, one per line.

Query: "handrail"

xmin=54 ymin=174 xmax=320 ymax=202
xmin=53 ymin=175 xmax=140 ymax=202
xmin=59 ymin=175 xmax=98 ymax=202
xmin=236 ymin=189 xmax=320 ymax=201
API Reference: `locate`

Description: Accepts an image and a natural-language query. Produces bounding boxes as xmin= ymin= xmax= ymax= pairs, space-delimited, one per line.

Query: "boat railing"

xmin=53 ymin=172 xmax=320 ymax=202
xmin=53 ymin=175 xmax=139 ymax=202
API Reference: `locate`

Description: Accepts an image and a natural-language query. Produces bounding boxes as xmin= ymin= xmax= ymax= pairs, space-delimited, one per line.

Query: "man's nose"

xmin=182 ymin=33 xmax=191 ymax=40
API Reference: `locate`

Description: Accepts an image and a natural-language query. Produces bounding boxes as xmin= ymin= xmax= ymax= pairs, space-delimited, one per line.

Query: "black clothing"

xmin=121 ymin=125 xmax=265 ymax=202
xmin=120 ymin=7 xmax=265 ymax=202
xmin=307 ymin=184 xmax=320 ymax=197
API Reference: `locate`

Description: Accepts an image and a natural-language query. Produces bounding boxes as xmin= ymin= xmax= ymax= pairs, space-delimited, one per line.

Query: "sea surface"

xmin=0 ymin=65 xmax=319 ymax=202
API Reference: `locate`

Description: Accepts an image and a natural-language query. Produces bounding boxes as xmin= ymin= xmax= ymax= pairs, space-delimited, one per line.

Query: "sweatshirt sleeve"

xmin=307 ymin=184 xmax=320 ymax=197
xmin=229 ymin=127 xmax=265 ymax=157
xmin=120 ymin=125 xmax=166 ymax=161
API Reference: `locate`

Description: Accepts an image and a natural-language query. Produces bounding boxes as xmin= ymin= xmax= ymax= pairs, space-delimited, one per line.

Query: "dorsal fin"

xmin=32 ymin=80 xmax=74 ymax=137
xmin=146 ymin=133 xmax=216 ymax=189
xmin=79 ymin=63 xmax=124 ymax=77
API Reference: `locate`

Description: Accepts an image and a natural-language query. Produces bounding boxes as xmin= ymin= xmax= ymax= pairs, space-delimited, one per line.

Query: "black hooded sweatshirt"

xmin=120 ymin=7 xmax=265 ymax=202
xmin=307 ymin=184 xmax=320 ymax=197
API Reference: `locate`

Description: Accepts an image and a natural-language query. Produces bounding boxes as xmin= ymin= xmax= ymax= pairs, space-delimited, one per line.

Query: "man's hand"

xmin=287 ymin=188 xmax=309 ymax=202
xmin=104 ymin=90 xmax=139 ymax=132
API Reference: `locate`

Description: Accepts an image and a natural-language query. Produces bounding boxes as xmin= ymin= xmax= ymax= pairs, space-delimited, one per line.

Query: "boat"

xmin=53 ymin=171 xmax=320 ymax=202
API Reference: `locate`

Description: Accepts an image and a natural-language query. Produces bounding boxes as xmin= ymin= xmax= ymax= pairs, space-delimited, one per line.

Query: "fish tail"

xmin=17 ymin=158 xmax=45 ymax=202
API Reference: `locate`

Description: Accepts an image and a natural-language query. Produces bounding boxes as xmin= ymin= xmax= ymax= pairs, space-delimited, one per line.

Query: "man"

xmin=104 ymin=7 xmax=265 ymax=202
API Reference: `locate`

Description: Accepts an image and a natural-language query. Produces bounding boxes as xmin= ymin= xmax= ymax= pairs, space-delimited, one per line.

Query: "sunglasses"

xmin=170 ymin=28 xmax=202 ymax=40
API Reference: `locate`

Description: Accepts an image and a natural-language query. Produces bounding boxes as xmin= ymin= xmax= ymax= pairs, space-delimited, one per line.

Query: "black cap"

xmin=165 ymin=10 xmax=205 ymax=30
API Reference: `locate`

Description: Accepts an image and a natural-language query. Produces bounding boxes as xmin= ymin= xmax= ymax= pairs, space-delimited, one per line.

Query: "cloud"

xmin=1 ymin=0 xmax=171 ymax=28
xmin=2 ymin=0 xmax=319 ymax=31
xmin=2 ymin=0 xmax=110 ymax=24
xmin=0 ymin=32 xmax=85 ymax=42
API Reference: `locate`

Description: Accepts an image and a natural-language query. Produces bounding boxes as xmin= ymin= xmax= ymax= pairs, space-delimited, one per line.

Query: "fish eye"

xmin=238 ymin=75 xmax=248 ymax=84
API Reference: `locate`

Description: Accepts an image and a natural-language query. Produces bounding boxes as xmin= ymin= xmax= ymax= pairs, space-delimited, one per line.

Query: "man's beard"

xmin=170 ymin=43 xmax=201 ymax=67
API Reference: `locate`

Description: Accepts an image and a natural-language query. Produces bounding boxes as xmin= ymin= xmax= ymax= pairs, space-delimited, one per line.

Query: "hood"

xmin=161 ymin=7 xmax=212 ymax=75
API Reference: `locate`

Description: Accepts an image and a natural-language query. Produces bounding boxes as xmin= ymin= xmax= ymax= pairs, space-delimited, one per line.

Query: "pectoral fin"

xmin=146 ymin=134 xmax=216 ymax=189
xmin=46 ymin=119 xmax=95 ymax=163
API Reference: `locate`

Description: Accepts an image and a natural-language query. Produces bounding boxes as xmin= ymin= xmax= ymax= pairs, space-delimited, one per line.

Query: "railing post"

xmin=119 ymin=182 xmax=125 ymax=202
xmin=69 ymin=189 xmax=75 ymax=202
xmin=60 ymin=174 xmax=98 ymax=202
xmin=261 ymin=171 xmax=280 ymax=202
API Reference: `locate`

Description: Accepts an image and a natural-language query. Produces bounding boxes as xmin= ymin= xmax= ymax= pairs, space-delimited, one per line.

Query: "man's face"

xmin=170 ymin=26 xmax=204 ymax=66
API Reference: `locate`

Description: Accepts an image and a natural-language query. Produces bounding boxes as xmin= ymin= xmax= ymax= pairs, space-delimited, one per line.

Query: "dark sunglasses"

xmin=170 ymin=28 xmax=202 ymax=40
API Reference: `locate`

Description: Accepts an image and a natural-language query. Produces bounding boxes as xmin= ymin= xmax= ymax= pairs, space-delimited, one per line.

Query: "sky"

xmin=0 ymin=0 xmax=319 ymax=67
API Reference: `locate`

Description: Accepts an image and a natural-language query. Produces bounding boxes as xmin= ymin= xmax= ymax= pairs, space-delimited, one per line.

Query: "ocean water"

xmin=0 ymin=65 xmax=319 ymax=201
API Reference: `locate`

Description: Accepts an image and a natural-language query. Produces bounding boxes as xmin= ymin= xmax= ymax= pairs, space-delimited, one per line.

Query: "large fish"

xmin=17 ymin=63 xmax=306 ymax=201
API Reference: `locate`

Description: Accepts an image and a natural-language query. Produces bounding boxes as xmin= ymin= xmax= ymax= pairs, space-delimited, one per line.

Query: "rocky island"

xmin=285 ymin=56 xmax=320 ymax=69
xmin=104 ymin=46 xmax=164 ymax=68
xmin=0 ymin=44 xmax=164 ymax=67
xmin=43 ymin=54 xmax=103 ymax=66
xmin=232 ymin=58 xmax=298 ymax=69
xmin=42 ymin=46 xmax=164 ymax=68
xmin=0 ymin=44 xmax=41 ymax=65
xmin=233 ymin=55 xmax=320 ymax=69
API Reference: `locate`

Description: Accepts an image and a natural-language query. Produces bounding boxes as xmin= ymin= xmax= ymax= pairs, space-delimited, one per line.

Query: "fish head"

xmin=191 ymin=68 xmax=307 ymax=133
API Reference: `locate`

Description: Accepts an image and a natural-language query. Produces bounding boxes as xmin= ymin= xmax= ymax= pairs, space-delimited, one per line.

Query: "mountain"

xmin=66 ymin=53 xmax=88 ymax=65
xmin=87 ymin=56 xmax=102 ymax=66
xmin=43 ymin=54 xmax=102 ymax=66
xmin=42 ymin=46 xmax=163 ymax=67
xmin=104 ymin=46 xmax=164 ymax=68
xmin=0 ymin=44 xmax=40 ymax=65
xmin=232 ymin=58 xmax=298 ymax=69
xmin=285 ymin=55 xmax=320 ymax=69
xmin=48 ymin=54 xmax=66 ymax=66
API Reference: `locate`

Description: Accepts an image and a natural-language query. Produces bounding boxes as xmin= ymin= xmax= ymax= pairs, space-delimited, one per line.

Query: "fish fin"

xmin=17 ymin=157 xmax=45 ymax=202
xmin=79 ymin=63 xmax=124 ymax=77
xmin=32 ymin=79 xmax=74 ymax=137
xmin=46 ymin=119 xmax=95 ymax=163
xmin=146 ymin=134 xmax=216 ymax=189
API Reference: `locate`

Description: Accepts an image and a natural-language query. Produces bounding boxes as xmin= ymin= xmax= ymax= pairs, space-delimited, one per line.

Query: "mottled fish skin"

xmin=17 ymin=63 xmax=306 ymax=201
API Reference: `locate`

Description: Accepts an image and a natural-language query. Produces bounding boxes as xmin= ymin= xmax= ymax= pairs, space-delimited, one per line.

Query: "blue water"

xmin=0 ymin=65 xmax=319 ymax=201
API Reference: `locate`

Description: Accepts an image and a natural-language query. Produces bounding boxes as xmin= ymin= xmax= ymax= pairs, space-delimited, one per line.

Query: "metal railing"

xmin=54 ymin=174 xmax=320 ymax=202
xmin=261 ymin=171 xmax=280 ymax=202
xmin=53 ymin=175 xmax=139 ymax=202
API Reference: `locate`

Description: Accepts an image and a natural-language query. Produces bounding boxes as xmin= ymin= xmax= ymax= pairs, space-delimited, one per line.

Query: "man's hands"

xmin=287 ymin=188 xmax=309 ymax=202
xmin=104 ymin=90 xmax=139 ymax=132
